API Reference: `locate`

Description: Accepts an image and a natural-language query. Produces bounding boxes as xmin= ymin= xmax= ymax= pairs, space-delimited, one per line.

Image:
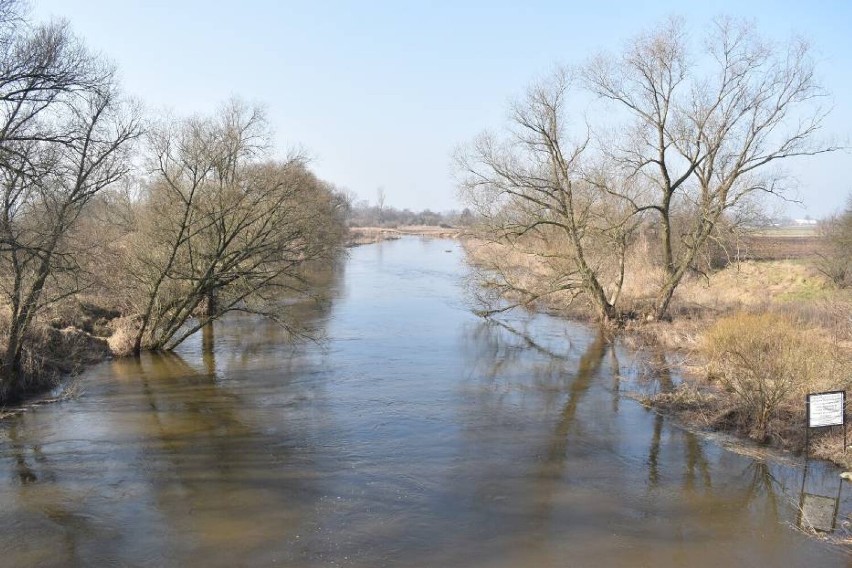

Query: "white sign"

xmin=808 ymin=391 xmax=845 ymax=428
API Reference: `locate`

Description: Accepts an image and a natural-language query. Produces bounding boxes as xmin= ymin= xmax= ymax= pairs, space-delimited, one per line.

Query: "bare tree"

xmin=583 ymin=16 xmax=836 ymax=319
xmin=457 ymin=70 xmax=639 ymax=322
xmin=0 ymin=0 xmax=141 ymax=395
xmin=815 ymin=195 xmax=852 ymax=287
xmin=459 ymin=17 xmax=835 ymax=324
xmin=124 ymin=100 xmax=346 ymax=353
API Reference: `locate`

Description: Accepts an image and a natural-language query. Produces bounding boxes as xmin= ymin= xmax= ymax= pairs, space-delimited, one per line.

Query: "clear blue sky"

xmin=32 ymin=0 xmax=852 ymax=217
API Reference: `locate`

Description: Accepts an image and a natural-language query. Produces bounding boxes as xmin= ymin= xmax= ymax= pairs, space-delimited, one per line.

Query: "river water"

xmin=0 ymin=237 xmax=849 ymax=567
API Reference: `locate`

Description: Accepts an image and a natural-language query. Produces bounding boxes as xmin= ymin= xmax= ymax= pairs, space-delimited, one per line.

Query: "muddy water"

xmin=0 ymin=238 xmax=849 ymax=567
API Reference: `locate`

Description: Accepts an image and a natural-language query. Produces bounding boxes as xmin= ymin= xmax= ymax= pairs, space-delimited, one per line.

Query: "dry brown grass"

xmin=675 ymin=260 xmax=832 ymax=311
xmin=463 ymin=238 xmax=609 ymax=318
xmin=106 ymin=316 xmax=138 ymax=357
xmin=703 ymin=313 xmax=849 ymax=441
xmin=631 ymin=296 xmax=852 ymax=477
xmin=0 ymin=319 xmax=110 ymax=403
xmin=465 ymin=234 xmax=844 ymax=321
xmin=0 ymin=297 xmax=123 ymax=405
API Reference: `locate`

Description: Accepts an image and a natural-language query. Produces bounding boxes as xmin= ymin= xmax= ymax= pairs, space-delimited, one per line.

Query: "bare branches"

xmin=126 ymin=100 xmax=345 ymax=352
xmin=0 ymin=6 xmax=140 ymax=391
xmin=457 ymin=70 xmax=637 ymax=322
xmin=815 ymin=195 xmax=852 ymax=287
xmin=460 ymin=16 xmax=835 ymax=324
xmin=581 ymin=16 xmax=836 ymax=319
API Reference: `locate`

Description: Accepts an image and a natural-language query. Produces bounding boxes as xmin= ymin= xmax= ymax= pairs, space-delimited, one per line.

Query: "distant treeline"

xmin=346 ymin=201 xmax=475 ymax=228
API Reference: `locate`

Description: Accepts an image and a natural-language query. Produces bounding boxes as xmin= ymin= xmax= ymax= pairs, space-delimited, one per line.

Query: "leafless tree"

xmin=461 ymin=17 xmax=837 ymax=324
xmin=583 ymin=16 xmax=837 ymax=319
xmin=0 ymin=0 xmax=141 ymax=394
xmin=124 ymin=100 xmax=346 ymax=353
xmin=457 ymin=70 xmax=639 ymax=322
xmin=815 ymin=195 xmax=852 ymax=287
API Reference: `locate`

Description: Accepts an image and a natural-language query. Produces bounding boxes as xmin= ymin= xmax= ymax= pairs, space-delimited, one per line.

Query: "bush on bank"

xmin=702 ymin=312 xmax=851 ymax=446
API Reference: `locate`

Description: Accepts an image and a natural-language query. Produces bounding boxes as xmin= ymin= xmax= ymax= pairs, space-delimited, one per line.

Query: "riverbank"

xmin=626 ymin=306 xmax=852 ymax=466
xmin=463 ymin=237 xmax=852 ymax=469
xmin=0 ymin=300 xmax=123 ymax=407
xmin=347 ymin=225 xmax=464 ymax=246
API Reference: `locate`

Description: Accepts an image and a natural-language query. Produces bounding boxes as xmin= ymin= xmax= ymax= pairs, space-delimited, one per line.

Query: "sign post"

xmin=805 ymin=390 xmax=846 ymax=458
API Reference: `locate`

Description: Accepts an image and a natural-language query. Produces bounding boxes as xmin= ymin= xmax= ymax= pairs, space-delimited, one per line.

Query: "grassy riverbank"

xmin=464 ymin=236 xmax=852 ymax=468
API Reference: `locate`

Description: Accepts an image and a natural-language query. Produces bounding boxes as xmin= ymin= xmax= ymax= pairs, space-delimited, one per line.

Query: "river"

xmin=0 ymin=237 xmax=849 ymax=567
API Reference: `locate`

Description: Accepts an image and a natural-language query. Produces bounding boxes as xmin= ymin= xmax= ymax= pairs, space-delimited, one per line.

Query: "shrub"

xmin=815 ymin=196 xmax=852 ymax=288
xmin=703 ymin=313 xmax=847 ymax=442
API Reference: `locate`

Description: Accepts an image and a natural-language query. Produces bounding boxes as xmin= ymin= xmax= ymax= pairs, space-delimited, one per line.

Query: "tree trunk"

xmin=202 ymin=323 xmax=215 ymax=377
xmin=200 ymin=289 xmax=217 ymax=317
xmin=652 ymin=282 xmax=676 ymax=321
xmin=583 ymin=270 xmax=617 ymax=324
xmin=0 ymin=332 xmax=23 ymax=398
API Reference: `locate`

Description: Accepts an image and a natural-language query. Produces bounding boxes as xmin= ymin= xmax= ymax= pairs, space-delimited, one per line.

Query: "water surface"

xmin=0 ymin=237 xmax=848 ymax=567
